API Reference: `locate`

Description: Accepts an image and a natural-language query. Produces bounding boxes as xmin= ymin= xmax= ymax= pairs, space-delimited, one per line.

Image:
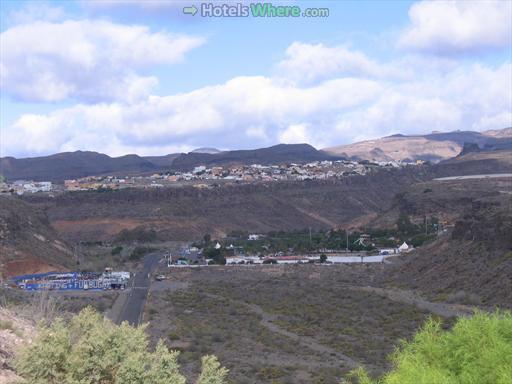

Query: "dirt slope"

xmin=0 ymin=197 xmax=73 ymax=278
xmin=324 ymin=128 xmax=512 ymax=163
xmin=24 ymin=168 xmax=430 ymax=243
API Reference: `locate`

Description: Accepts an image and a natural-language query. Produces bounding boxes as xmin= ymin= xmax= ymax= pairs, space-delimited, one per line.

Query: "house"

xmin=398 ymin=242 xmax=411 ymax=253
xmin=193 ymin=166 xmax=206 ymax=174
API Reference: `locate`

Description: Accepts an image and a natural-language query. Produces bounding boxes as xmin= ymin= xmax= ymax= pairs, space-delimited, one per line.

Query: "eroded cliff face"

xmin=0 ymin=196 xmax=73 ymax=278
xmin=23 ymin=168 xmax=428 ymax=243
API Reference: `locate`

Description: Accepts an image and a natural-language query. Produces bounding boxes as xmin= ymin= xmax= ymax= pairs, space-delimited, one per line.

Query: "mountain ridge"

xmin=323 ymin=127 xmax=512 ymax=163
xmin=1 ymin=128 xmax=510 ymax=182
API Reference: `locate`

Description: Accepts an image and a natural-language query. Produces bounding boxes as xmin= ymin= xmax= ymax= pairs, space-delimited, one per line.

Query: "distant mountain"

xmin=170 ymin=144 xmax=342 ymax=171
xmin=0 ymin=144 xmax=341 ymax=181
xmin=0 ymin=151 xmax=162 ymax=182
xmin=3 ymin=128 xmax=510 ymax=181
xmin=324 ymin=127 xmax=512 ymax=163
xmin=141 ymin=153 xmax=180 ymax=168
xmin=191 ymin=147 xmax=222 ymax=154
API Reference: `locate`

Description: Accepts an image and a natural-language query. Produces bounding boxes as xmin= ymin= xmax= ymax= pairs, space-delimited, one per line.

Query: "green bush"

xmin=116 ymin=227 xmax=158 ymax=243
xmin=349 ymin=311 xmax=512 ymax=384
xmin=111 ymin=246 xmax=123 ymax=255
xmin=129 ymin=246 xmax=154 ymax=261
xmin=15 ymin=307 xmax=228 ymax=384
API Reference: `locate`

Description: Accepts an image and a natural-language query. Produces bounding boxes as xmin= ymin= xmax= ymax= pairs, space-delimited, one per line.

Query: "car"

xmin=155 ymin=274 xmax=166 ymax=281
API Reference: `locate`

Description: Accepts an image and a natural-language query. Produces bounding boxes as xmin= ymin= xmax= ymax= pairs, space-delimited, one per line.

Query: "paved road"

xmin=434 ymin=173 xmax=512 ymax=181
xmin=117 ymin=252 xmax=161 ymax=325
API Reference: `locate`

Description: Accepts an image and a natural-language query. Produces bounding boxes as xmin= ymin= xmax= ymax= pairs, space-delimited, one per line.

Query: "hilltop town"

xmin=1 ymin=158 xmax=414 ymax=194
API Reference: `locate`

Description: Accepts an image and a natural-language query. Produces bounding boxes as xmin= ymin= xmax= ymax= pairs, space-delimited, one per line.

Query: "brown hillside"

xmin=382 ymin=195 xmax=512 ymax=308
xmin=324 ymin=127 xmax=512 ymax=163
xmin=23 ymin=168 xmax=431 ymax=243
xmin=0 ymin=197 xmax=74 ymax=278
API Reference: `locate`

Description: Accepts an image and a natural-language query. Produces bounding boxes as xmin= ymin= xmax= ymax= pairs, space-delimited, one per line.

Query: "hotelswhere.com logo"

xmin=183 ymin=2 xmax=330 ymax=18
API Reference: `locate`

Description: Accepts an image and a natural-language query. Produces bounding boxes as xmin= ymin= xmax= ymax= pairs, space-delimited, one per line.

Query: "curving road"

xmin=116 ymin=252 xmax=161 ymax=325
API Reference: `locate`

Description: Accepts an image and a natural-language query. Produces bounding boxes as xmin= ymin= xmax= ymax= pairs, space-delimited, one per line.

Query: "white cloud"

xmin=7 ymin=2 xmax=66 ymax=24
xmin=279 ymin=124 xmax=311 ymax=144
xmin=331 ymin=62 xmax=512 ymax=140
xmin=1 ymin=40 xmax=511 ymax=158
xmin=274 ymin=42 xmax=462 ymax=85
xmin=399 ymin=0 xmax=512 ymax=54
xmin=276 ymin=42 xmax=385 ymax=84
xmin=0 ymin=20 xmax=205 ymax=102
xmin=1 ymin=76 xmax=381 ymax=156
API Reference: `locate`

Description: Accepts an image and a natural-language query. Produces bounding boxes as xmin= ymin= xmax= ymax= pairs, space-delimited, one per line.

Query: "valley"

xmin=1 ymin=143 xmax=510 ymax=384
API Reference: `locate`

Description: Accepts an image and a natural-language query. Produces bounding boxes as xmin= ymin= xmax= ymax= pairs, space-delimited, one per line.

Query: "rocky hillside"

xmin=0 ymin=151 xmax=163 ymax=182
xmin=324 ymin=127 xmax=512 ymax=163
xmin=23 ymin=167 xmax=430 ymax=243
xmin=432 ymin=149 xmax=512 ymax=177
xmin=383 ymin=194 xmax=512 ymax=308
xmin=368 ymin=165 xmax=512 ymax=308
xmin=0 ymin=197 xmax=73 ymax=278
xmin=0 ymin=144 xmax=339 ymax=182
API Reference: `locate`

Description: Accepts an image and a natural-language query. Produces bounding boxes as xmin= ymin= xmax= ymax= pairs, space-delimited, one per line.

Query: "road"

xmin=116 ymin=252 xmax=161 ymax=325
xmin=433 ymin=173 xmax=512 ymax=181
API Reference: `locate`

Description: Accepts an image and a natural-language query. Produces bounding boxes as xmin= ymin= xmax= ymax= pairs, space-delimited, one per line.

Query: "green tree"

xmin=204 ymin=248 xmax=226 ymax=265
xmin=145 ymin=340 xmax=186 ymax=384
xmin=196 ymin=355 xmax=229 ymax=384
xmin=349 ymin=311 xmax=512 ymax=384
xmin=319 ymin=254 xmax=327 ymax=263
xmin=396 ymin=213 xmax=418 ymax=237
xmin=15 ymin=307 xmax=227 ymax=384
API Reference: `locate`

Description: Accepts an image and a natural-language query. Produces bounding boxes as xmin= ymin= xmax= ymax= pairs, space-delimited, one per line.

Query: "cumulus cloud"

xmin=0 ymin=20 xmax=205 ymax=102
xmin=399 ymin=0 xmax=512 ymax=54
xmin=279 ymin=124 xmax=311 ymax=145
xmin=274 ymin=42 xmax=463 ymax=85
xmin=2 ymin=76 xmax=382 ymax=156
xmin=276 ymin=42 xmax=385 ymax=84
xmin=1 ymin=34 xmax=511 ymax=158
xmin=4 ymin=58 xmax=511 ymax=158
xmin=331 ymin=62 xmax=512 ymax=139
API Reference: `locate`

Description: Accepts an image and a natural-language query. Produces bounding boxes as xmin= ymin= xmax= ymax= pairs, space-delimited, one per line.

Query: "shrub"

xmin=349 ymin=311 xmax=512 ymax=384
xmin=111 ymin=246 xmax=123 ymax=255
xmin=116 ymin=227 xmax=158 ymax=243
xmin=129 ymin=246 xmax=154 ymax=261
xmin=15 ymin=307 xmax=228 ymax=384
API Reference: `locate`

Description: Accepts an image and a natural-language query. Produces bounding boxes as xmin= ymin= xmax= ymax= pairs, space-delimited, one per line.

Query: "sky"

xmin=0 ymin=0 xmax=511 ymax=158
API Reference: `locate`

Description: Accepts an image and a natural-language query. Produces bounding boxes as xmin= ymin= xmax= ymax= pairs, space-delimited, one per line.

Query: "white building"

xmin=398 ymin=242 xmax=411 ymax=253
xmin=193 ymin=166 xmax=206 ymax=174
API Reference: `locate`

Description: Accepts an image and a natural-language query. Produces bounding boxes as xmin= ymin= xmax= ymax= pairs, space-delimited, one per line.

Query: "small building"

xmin=193 ymin=166 xmax=206 ymax=174
xmin=398 ymin=242 xmax=411 ymax=253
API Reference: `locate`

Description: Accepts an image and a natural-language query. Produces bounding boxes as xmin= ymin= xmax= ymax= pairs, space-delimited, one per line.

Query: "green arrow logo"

xmin=183 ymin=5 xmax=198 ymax=16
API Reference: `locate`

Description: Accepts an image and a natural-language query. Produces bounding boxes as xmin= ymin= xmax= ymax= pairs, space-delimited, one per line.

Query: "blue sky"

xmin=1 ymin=0 xmax=511 ymax=157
